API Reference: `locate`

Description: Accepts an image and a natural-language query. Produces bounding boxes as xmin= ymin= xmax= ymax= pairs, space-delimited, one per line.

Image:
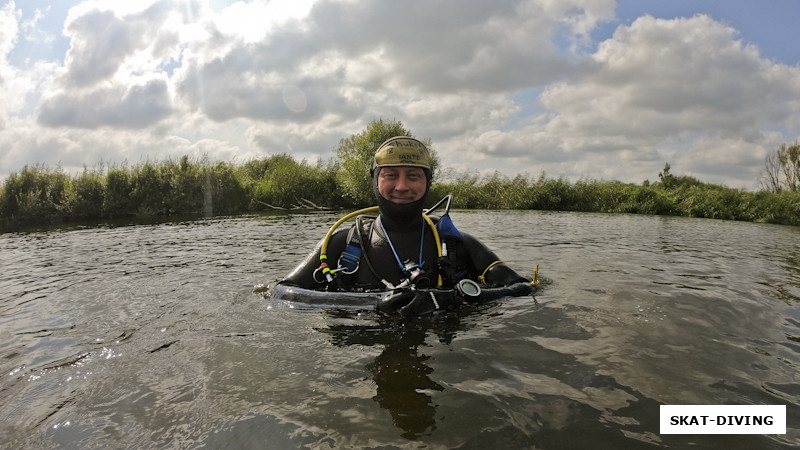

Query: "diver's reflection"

xmin=319 ymin=311 xmax=463 ymax=439
xmin=367 ymin=323 xmax=443 ymax=438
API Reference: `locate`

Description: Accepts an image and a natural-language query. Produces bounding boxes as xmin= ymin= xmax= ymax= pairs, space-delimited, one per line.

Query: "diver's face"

xmin=377 ymin=166 xmax=427 ymax=204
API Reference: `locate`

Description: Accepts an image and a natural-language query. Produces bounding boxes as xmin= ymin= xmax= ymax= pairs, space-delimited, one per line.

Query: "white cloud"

xmin=0 ymin=1 xmax=19 ymax=59
xmin=61 ymin=1 xmax=189 ymax=87
xmin=493 ymin=14 xmax=800 ymax=186
xmin=1 ymin=0 xmax=799 ymax=189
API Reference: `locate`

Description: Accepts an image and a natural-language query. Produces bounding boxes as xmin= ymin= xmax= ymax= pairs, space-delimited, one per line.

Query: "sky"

xmin=1 ymin=0 xmax=799 ymax=189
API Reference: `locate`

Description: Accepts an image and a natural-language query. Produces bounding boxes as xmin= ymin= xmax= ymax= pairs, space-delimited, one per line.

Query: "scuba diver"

xmin=277 ymin=136 xmax=535 ymax=316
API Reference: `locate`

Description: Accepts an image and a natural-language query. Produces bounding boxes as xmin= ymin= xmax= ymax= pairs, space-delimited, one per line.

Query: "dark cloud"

xmin=38 ymin=78 xmax=173 ymax=129
xmin=176 ymin=56 xmax=356 ymax=123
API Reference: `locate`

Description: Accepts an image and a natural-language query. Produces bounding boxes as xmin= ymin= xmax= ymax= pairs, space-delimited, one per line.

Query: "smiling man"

xmin=371 ymin=136 xmax=433 ymax=215
xmin=278 ymin=136 xmax=533 ymax=315
xmin=377 ymin=166 xmax=427 ymax=204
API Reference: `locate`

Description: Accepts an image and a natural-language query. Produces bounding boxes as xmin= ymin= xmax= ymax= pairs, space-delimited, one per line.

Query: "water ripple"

xmin=1 ymin=211 xmax=799 ymax=448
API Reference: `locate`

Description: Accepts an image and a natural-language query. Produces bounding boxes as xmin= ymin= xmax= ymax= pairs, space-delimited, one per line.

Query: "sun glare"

xmin=216 ymin=0 xmax=317 ymax=42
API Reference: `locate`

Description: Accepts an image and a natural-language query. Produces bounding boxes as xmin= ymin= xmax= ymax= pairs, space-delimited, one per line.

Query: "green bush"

xmin=208 ymin=161 xmax=249 ymax=215
xmin=0 ymin=164 xmax=69 ymax=225
xmin=160 ymin=156 xmax=206 ymax=215
xmin=103 ymin=165 xmax=133 ymax=218
xmin=66 ymin=167 xmax=105 ymax=221
xmin=243 ymin=154 xmax=338 ymax=210
xmin=130 ymin=161 xmax=167 ymax=216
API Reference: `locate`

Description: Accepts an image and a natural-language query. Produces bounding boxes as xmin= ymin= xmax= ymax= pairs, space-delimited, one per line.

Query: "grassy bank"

xmin=0 ymin=155 xmax=339 ymax=229
xmin=2 ymin=155 xmax=799 ymax=230
xmin=435 ymin=172 xmax=800 ymax=225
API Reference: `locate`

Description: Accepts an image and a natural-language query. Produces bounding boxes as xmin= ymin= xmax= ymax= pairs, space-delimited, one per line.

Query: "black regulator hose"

xmin=376 ymin=281 xmax=536 ymax=317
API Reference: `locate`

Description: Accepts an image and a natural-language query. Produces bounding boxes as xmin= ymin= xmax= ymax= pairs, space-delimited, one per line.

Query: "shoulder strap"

xmin=337 ymin=222 xmax=363 ymax=274
xmin=436 ymin=214 xmax=469 ymax=286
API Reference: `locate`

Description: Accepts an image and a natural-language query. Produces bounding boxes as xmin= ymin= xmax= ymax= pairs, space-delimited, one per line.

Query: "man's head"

xmin=371 ymin=137 xmax=433 ymax=204
xmin=376 ymin=166 xmax=427 ymax=204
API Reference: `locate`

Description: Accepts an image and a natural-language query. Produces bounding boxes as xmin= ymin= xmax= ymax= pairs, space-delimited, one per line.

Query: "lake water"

xmin=1 ymin=210 xmax=799 ymax=449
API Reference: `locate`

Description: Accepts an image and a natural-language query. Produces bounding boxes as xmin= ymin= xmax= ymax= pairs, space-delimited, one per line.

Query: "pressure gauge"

xmin=456 ymin=279 xmax=481 ymax=300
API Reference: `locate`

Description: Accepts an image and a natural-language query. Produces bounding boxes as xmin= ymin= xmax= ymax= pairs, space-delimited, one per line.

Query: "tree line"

xmin=1 ymin=119 xmax=799 ymax=230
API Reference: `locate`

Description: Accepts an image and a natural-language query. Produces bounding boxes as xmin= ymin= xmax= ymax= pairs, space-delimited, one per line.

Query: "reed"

xmin=0 ymin=164 xmax=70 ymax=226
xmin=434 ymin=170 xmax=799 ymax=225
xmin=2 ymin=155 xmax=799 ymax=229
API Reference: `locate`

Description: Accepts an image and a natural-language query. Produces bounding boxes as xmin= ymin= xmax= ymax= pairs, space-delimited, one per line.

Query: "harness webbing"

xmin=338 ymin=225 xmax=363 ymax=274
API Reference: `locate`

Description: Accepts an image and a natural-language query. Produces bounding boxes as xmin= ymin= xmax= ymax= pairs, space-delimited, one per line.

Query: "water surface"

xmin=1 ymin=210 xmax=798 ymax=448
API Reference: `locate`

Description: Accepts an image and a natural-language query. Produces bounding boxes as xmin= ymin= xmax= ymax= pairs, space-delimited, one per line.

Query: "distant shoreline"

xmin=2 ymin=155 xmax=798 ymax=231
